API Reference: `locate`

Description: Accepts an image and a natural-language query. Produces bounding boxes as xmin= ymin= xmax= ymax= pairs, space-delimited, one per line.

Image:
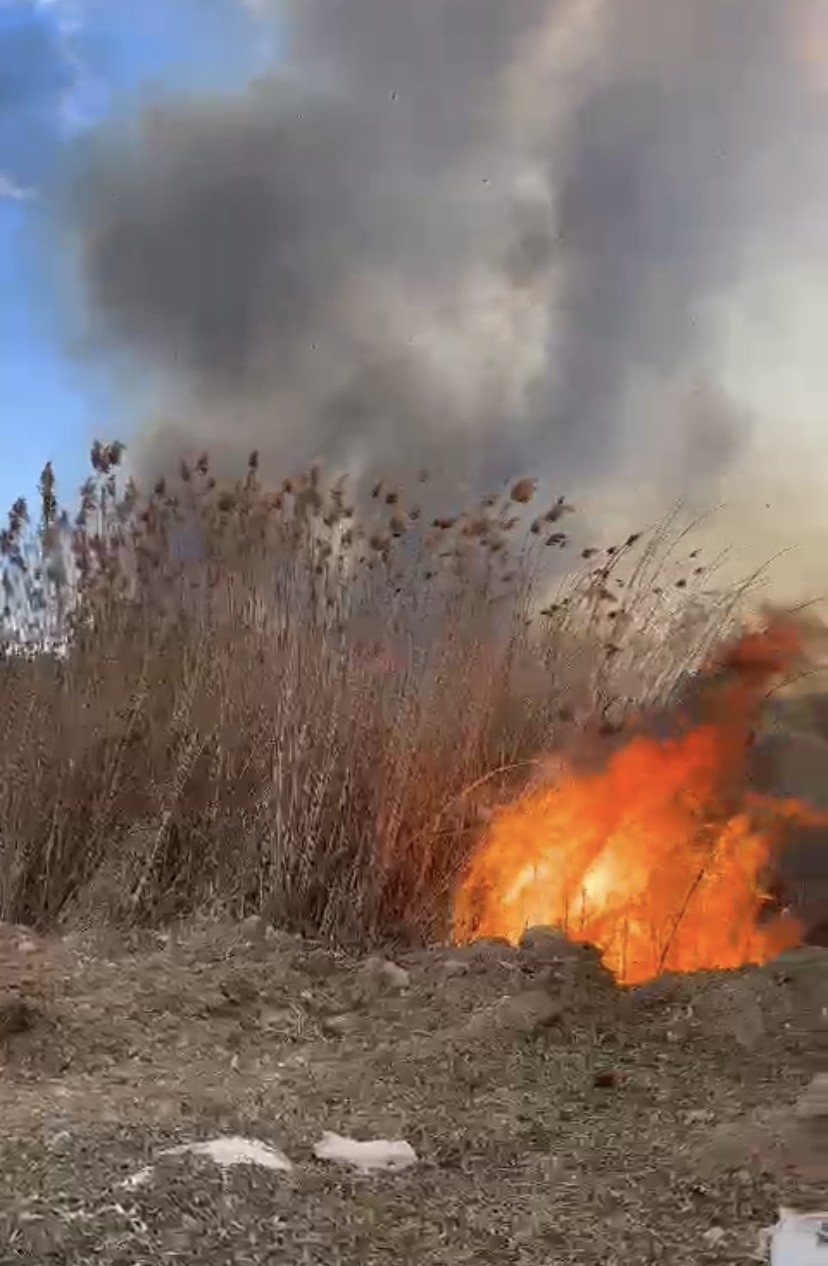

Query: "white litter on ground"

xmin=164 ymin=1136 xmax=294 ymax=1172
xmin=313 ymin=1132 xmax=418 ymax=1173
xmin=122 ymin=1166 xmax=154 ymax=1191
xmin=770 ymin=1210 xmax=828 ymax=1266
xmin=121 ymin=1135 xmax=293 ymax=1189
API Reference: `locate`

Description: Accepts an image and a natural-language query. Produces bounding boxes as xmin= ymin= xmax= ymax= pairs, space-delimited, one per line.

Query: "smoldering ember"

xmin=1 ymin=1 xmax=827 ymax=1263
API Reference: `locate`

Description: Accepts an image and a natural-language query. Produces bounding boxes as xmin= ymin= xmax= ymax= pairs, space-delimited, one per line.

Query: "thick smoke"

xmin=65 ymin=0 xmax=828 ymax=510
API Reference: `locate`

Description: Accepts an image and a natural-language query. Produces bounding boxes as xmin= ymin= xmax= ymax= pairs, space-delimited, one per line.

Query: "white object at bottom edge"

xmin=771 ymin=1211 xmax=828 ymax=1265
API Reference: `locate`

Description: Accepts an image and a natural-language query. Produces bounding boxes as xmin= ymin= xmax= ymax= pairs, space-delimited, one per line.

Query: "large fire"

xmin=453 ymin=620 xmax=822 ymax=984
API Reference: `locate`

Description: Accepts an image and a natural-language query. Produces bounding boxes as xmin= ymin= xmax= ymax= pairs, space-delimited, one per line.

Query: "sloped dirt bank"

xmin=0 ymin=922 xmax=824 ymax=1264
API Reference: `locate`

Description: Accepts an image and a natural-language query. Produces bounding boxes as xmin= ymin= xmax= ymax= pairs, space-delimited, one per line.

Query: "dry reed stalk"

xmin=0 ymin=443 xmax=737 ymax=944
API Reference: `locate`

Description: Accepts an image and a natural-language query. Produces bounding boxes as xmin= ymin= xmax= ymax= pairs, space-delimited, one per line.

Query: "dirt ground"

xmin=0 ymin=920 xmax=824 ymax=1264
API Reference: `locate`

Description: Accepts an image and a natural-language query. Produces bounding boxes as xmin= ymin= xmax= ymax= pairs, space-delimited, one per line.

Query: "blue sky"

xmin=0 ymin=0 xmax=275 ymax=516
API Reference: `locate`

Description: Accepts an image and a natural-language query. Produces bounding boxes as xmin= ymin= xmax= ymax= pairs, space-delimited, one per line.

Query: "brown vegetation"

xmin=0 ymin=444 xmax=744 ymax=942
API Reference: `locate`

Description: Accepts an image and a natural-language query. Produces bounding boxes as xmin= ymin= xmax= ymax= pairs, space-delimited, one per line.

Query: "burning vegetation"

xmin=0 ymin=446 xmax=825 ymax=976
xmin=453 ymin=620 xmax=825 ymax=982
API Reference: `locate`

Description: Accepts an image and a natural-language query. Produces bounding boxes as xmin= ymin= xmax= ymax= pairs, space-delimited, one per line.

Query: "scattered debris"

xmin=313 ymin=1132 xmax=418 ymax=1173
xmin=0 ymin=922 xmax=821 ymax=1262
xmin=770 ymin=1209 xmax=828 ymax=1265
xmin=123 ymin=1136 xmax=293 ymax=1189
xmin=166 ymin=1137 xmax=293 ymax=1172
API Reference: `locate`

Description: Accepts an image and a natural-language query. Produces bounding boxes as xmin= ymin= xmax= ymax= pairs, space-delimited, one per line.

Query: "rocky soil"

xmin=0 ymin=920 xmax=824 ymax=1264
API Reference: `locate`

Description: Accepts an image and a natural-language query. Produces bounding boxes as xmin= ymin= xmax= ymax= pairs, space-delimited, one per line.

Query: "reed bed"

xmin=0 ymin=443 xmax=740 ymax=943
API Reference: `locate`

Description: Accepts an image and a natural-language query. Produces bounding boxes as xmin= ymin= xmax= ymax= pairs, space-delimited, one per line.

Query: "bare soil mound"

xmin=0 ymin=921 xmax=824 ymax=1264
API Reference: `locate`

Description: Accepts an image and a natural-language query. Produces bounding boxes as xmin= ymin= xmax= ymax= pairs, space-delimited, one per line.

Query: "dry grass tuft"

xmin=0 ymin=445 xmax=743 ymax=945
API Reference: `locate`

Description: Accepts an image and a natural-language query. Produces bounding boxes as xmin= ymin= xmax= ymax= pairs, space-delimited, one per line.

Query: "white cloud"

xmin=34 ymin=0 xmax=84 ymax=35
xmin=0 ymin=173 xmax=36 ymax=201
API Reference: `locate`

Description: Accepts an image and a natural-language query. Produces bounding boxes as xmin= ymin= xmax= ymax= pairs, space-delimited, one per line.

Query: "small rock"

xmin=218 ymin=973 xmax=259 ymax=1009
xmin=240 ymin=915 xmax=268 ymax=943
xmin=531 ymin=963 xmax=571 ymax=990
xmin=258 ymin=1006 xmax=298 ymax=1032
xmin=592 ymin=1069 xmax=617 ymax=1089
xmin=0 ymin=922 xmax=38 ymax=951
xmin=0 ymin=995 xmax=40 ymax=1040
xmin=468 ymin=989 xmax=562 ymax=1037
xmin=440 ymin=958 xmax=470 ymax=979
xmin=302 ymin=949 xmax=341 ymax=979
xmin=701 ymin=1226 xmax=726 ymax=1247
xmin=265 ymin=925 xmax=297 ymax=947
xmin=321 ymin=1013 xmax=360 ymax=1037
xmin=43 ymin=1116 xmax=72 ymax=1148
xmin=356 ymin=956 xmax=411 ymax=995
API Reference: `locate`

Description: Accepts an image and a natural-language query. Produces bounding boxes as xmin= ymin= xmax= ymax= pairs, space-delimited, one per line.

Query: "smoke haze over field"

xmin=63 ymin=0 xmax=828 ymax=577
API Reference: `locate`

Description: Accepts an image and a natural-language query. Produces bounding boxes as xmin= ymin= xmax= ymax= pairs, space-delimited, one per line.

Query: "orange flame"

xmin=453 ymin=619 xmax=819 ymax=983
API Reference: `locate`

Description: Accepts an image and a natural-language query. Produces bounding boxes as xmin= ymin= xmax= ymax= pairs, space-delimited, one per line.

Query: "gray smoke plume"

xmin=63 ymin=0 xmax=828 ymax=511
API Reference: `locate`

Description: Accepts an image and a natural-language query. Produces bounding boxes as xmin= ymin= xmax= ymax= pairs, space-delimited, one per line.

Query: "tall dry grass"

xmin=0 ymin=443 xmax=742 ymax=944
